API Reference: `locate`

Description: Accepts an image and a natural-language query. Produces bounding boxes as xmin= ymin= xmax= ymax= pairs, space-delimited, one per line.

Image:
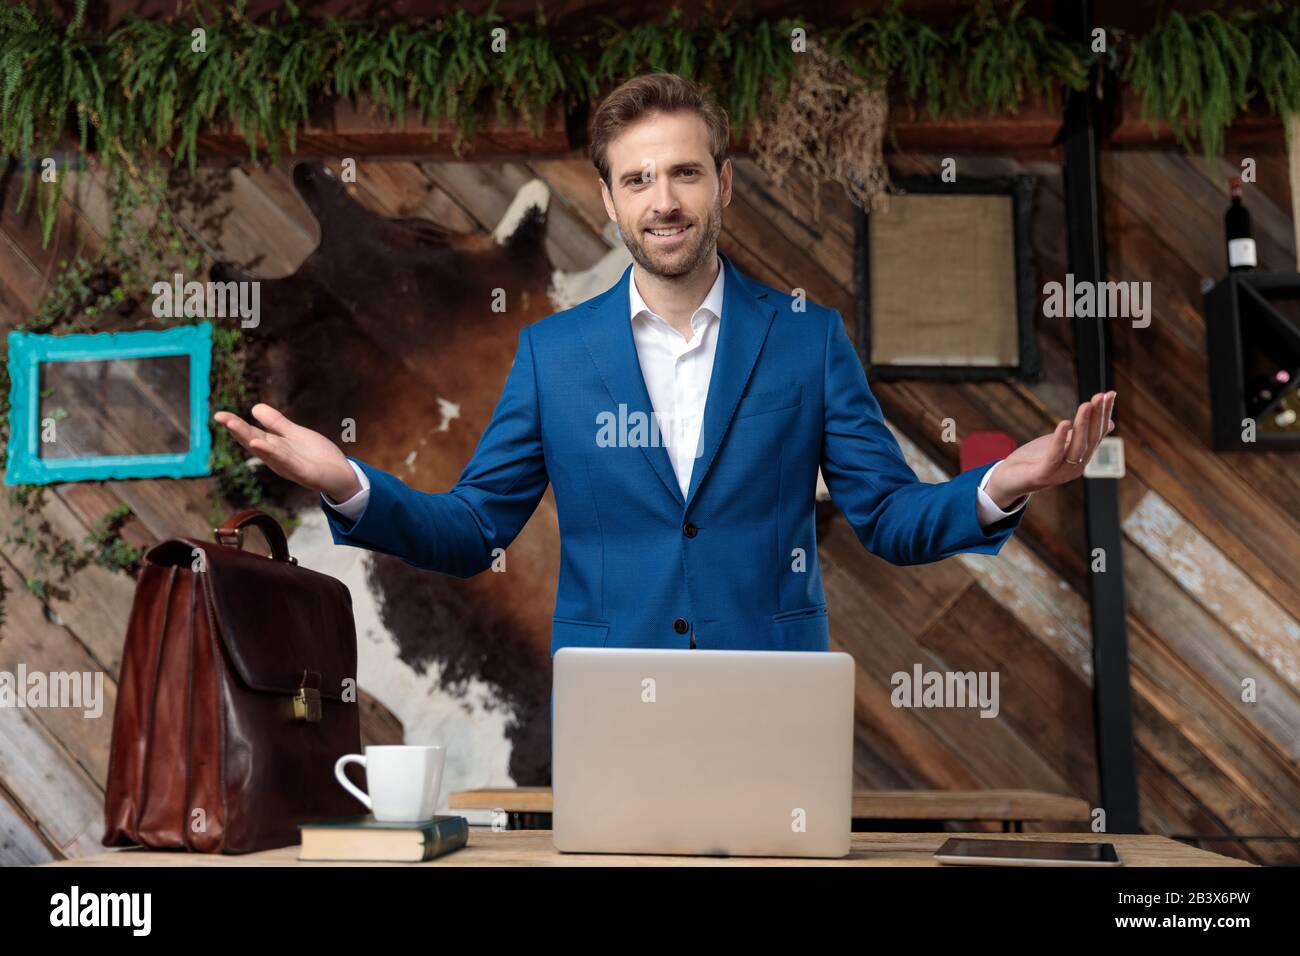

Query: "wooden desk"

xmin=449 ymin=787 xmax=1093 ymax=832
xmin=46 ymin=830 xmax=1251 ymax=866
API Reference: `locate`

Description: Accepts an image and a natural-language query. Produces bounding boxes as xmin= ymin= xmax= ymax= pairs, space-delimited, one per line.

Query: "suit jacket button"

xmin=682 ymin=521 xmax=698 ymax=538
xmin=673 ymin=618 xmax=689 ymax=634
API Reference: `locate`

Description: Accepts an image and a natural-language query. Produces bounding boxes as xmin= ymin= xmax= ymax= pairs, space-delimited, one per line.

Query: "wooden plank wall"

xmin=0 ymin=147 xmax=1296 ymax=863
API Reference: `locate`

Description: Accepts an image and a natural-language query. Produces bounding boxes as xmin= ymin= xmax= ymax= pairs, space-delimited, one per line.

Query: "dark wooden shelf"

xmin=1203 ymin=271 xmax=1300 ymax=451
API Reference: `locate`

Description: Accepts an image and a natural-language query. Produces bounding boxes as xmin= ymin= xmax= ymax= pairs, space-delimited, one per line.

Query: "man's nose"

xmin=649 ymin=177 xmax=680 ymax=217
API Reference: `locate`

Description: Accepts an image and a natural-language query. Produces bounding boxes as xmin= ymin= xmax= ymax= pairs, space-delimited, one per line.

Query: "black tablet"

xmin=934 ymin=837 xmax=1122 ymax=866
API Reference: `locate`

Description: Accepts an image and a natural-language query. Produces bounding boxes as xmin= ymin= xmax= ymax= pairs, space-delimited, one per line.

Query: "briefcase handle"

xmin=213 ymin=509 xmax=295 ymax=564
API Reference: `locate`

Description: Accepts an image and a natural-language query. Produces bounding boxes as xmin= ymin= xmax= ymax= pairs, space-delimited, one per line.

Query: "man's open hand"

xmin=213 ymin=404 xmax=361 ymax=502
xmin=984 ymin=391 xmax=1117 ymax=509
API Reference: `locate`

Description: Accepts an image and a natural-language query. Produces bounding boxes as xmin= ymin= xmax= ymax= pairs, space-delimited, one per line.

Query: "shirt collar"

xmin=629 ymin=255 xmax=724 ymax=327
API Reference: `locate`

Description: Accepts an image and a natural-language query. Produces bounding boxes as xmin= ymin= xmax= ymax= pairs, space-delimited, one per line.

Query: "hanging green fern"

xmin=590 ymin=12 xmax=798 ymax=136
xmin=0 ymin=0 xmax=103 ymax=241
xmin=833 ymin=2 xmax=948 ymax=111
xmin=1249 ymin=1 xmax=1300 ymax=148
xmin=952 ymin=0 xmax=1089 ymax=116
xmin=1122 ymin=8 xmax=1254 ymax=161
xmin=2 ymin=2 xmax=1300 ymax=244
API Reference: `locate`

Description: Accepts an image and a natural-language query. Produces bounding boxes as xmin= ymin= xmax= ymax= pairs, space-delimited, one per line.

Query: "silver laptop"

xmin=552 ymin=647 xmax=854 ymax=858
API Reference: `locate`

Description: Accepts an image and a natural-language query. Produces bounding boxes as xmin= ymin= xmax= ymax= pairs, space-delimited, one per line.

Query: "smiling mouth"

xmin=645 ymin=224 xmax=690 ymax=238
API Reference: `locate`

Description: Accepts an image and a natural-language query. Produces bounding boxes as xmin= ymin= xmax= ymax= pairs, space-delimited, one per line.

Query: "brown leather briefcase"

xmin=103 ymin=508 xmax=362 ymax=853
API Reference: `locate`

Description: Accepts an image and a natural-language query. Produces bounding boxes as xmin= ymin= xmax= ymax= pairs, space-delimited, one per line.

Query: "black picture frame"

xmin=854 ymin=174 xmax=1041 ymax=382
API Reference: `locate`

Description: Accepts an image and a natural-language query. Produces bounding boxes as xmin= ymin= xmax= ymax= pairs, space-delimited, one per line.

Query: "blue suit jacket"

xmin=322 ymin=253 xmax=1024 ymax=654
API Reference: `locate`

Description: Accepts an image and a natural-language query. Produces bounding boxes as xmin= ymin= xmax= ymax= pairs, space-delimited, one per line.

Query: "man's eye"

xmin=678 ymin=169 xmax=697 ymax=178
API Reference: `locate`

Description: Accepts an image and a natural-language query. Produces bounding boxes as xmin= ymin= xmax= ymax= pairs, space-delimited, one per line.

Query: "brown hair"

xmin=590 ymin=73 xmax=730 ymax=186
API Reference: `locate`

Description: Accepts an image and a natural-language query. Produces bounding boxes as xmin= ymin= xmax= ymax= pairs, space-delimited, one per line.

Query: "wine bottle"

xmin=1225 ymin=177 xmax=1256 ymax=272
xmin=1245 ymin=368 xmax=1291 ymax=420
xmin=1256 ymin=374 xmax=1300 ymax=434
xmin=1240 ymin=335 xmax=1293 ymax=418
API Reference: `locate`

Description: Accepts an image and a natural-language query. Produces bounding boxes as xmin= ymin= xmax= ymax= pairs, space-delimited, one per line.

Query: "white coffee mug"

xmin=334 ymin=744 xmax=446 ymax=822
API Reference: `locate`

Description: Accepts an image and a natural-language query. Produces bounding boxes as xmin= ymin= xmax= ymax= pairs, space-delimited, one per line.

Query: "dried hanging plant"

xmin=749 ymin=40 xmax=891 ymax=220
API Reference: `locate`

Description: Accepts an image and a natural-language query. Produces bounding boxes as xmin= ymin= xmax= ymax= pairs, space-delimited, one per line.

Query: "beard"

xmin=618 ymin=191 xmax=723 ymax=279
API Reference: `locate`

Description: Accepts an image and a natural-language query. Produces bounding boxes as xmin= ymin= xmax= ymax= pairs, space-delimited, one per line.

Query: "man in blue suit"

xmin=215 ymin=73 xmax=1115 ymax=655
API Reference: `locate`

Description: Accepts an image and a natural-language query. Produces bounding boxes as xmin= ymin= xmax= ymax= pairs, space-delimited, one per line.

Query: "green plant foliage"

xmin=1119 ymin=2 xmax=1300 ymax=160
xmin=0 ymin=2 xmax=1293 ymax=239
xmin=953 ymin=0 xmax=1090 ymax=116
xmin=1242 ymin=2 xmax=1300 ymax=148
xmin=837 ymin=0 xmax=1091 ymax=117
xmin=834 ymin=2 xmax=947 ymax=108
xmin=85 ymin=503 xmax=147 ymax=575
xmin=1123 ymin=8 xmax=1254 ymax=160
xmin=590 ymin=11 xmax=805 ymax=132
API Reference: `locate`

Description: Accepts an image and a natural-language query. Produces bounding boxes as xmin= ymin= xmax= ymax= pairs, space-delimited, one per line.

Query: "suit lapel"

xmin=685 ymin=254 xmax=776 ymax=509
xmin=579 ymin=252 xmax=777 ymax=513
xmin=580 ymin=265 xmax=685 ymax=508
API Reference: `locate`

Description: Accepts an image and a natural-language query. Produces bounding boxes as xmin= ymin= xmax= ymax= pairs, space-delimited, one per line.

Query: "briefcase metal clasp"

xmin=292 ymin=669 xmax=323 ymax=722
xmin=292 ymin=686 xmax=322 ymax=722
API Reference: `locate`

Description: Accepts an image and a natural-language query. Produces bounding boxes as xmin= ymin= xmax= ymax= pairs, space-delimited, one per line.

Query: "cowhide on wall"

xmin=212 ymin=161 xmax=631 ymax=804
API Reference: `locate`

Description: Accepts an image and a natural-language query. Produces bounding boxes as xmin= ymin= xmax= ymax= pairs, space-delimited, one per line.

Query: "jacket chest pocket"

xmin=735 ymin=383 xmax=802 ymax=420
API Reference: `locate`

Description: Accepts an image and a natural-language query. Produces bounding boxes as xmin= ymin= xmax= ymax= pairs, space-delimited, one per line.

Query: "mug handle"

xmin=334 ymin=754 xmax=371 ymax=810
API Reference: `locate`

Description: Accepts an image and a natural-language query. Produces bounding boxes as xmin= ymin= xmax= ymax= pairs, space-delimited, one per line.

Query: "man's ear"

xmin=599 ymin=176 xmax=617 ymax=222
xmin=719 ymin=158 xmax=734 ymax=208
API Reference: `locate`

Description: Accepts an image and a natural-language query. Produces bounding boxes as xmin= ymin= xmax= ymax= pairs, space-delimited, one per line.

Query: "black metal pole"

xmin=1054 ymin=0 xmax=1141 ymax=833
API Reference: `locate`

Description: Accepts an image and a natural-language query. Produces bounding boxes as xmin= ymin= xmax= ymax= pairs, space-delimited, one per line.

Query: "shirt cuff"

xmin=976 ymin=459 xmax=1029 ymax=528
xmin=321 ymin=459 xmax=370 ymax=521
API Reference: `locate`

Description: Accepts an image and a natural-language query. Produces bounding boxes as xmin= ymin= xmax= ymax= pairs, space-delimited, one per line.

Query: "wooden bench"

xmin=448 ymin=787 xmax=1093 ymax=832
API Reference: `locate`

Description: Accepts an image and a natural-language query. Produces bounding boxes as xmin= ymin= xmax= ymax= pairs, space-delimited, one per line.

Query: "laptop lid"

xmin=552 ymin=647 xmax=854 ymax=858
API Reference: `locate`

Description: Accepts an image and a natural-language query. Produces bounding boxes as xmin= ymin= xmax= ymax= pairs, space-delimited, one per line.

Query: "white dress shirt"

xmin=628 ymin=255 xmax=725 ymax=497
xmin=323 ymin=257 xmax=1028 ymax=527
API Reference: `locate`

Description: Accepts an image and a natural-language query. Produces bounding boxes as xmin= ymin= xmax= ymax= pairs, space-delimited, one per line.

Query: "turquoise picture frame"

xmin=5 ymin=322 xmax=212 ymax=485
